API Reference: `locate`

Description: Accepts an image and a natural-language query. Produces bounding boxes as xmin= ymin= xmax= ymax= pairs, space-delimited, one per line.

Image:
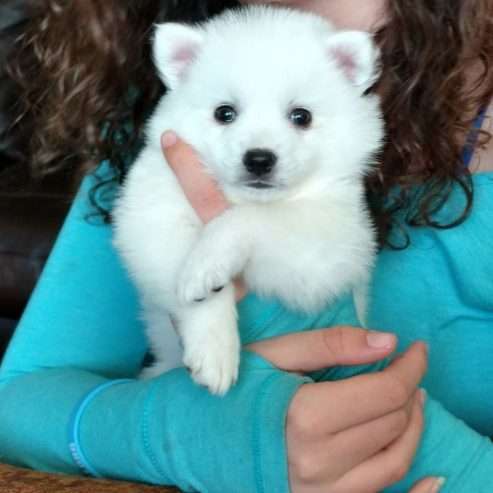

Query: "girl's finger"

xmin=330 ymin=388 xmax=425 ymax=493
xmin=408 ymin=477 xmax=446 ymax=493
xmin=287 ymin=342 xmax=427 ymax=432
xmin=161 ymin=131 xmax=228 ymax=223
xmin=325 ymin=393 xmax=417 ymax=479
xmin=247 ymin=326 xmax=397 ymax=372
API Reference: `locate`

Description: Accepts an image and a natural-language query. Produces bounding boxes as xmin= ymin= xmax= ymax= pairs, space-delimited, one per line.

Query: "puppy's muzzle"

xmin=243 ymin=148 xmax=277 ymax=178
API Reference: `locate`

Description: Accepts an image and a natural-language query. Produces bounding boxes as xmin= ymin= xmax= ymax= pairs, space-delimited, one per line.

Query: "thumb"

xmin=246 ymin=326 xmax=396 ymax=373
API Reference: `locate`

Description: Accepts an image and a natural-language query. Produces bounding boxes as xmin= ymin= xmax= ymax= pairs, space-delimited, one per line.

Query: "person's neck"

xmin=469 ymin=101 xmax=493 ymax=174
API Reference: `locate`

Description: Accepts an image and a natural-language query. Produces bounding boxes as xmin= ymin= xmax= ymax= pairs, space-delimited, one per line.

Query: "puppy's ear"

xmin=326 ymin=31 xmax=380 ymax=92
xmin=153 ymin=23 xmax=204 ymax=90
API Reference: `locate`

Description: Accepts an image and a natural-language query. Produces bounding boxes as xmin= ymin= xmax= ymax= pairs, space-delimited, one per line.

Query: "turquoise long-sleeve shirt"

xmin=1 ymin=166 xmax=493 ymax=492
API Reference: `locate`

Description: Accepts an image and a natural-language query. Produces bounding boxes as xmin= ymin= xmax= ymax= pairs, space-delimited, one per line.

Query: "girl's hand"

xmin=162 ymin=131 xmax=439 ymax=493
xmin=161 ymin=131 xmax=228 ymax=224
xmin=410 ymin=477 xmax=446 ymax=493
xmin=162 ymin=131 xmax=247 ymax=299
xmin=249 ymin=330 xmax=436 ymax=493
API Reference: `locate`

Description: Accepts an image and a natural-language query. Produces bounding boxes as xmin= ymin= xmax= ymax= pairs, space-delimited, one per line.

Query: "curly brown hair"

xmin=6 ymin=0 xmax=493 ymax=245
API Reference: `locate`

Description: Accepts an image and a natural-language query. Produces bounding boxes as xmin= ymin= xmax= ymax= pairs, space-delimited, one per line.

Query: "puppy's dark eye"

xmin=289 ymin=108 xmax=312 ymax=128
xmin=214 ymin=105 xmax=237 ymax=124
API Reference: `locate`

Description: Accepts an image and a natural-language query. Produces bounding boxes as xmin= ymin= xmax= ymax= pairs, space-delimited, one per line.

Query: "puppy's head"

xmin=153 ymin=6 xmax=383 ymax=203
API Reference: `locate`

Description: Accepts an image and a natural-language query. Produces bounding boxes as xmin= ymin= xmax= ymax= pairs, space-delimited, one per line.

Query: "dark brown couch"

xmin=0 ymin=171 xmax=78 ymax=355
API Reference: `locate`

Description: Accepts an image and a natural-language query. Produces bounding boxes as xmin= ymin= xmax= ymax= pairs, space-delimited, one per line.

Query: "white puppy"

xmin=113 ymin=5 xmax=384 ymax=395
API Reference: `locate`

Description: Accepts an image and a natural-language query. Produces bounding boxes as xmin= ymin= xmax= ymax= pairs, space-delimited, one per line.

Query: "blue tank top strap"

xmin=462 ymin=107 xmax=488 ymax=168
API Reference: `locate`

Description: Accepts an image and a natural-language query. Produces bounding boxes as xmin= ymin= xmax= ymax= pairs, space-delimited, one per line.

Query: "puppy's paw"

xmin=183 ymin=324 xmax=240 ymax=395
xmin=178 ymin=255 xmax=230 ymax=304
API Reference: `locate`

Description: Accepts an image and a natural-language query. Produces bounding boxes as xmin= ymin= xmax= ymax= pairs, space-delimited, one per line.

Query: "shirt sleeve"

xmin=0 ymin=355 xmax=307 ymax=492
xmin=0 ymin=167 xmax=308 ymax=492
xmin=384 ymin=396 xmax=493 ymax=493
xmin=0 ymin=166 xmax=148 ymax=379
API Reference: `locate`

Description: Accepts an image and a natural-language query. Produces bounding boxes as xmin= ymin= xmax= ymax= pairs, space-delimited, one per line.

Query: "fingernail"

xmin=430 ymin=477 xmax=446 ymax=493
xmin=162 ymin=131 xmax=178 ymax=149
xmin=423 ymin=342 xmax=430 ymax=356
xmin=419 ymin=388 xmax=427 ymax=407
xmin=366 ymin=331 xmax=395 ymax=349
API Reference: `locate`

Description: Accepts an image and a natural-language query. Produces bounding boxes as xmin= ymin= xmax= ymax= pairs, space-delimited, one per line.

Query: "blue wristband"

xmin=68 ymin=379 xmax=133 ymax=476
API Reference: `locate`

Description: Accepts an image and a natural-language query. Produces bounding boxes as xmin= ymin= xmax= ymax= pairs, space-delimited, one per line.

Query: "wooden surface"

xmin=0 ymin=463 xmax=181 ymax=493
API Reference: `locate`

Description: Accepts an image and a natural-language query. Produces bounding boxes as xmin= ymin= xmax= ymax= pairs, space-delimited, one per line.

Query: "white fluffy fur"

xmin=112 ymin=6 xmax=384 ymax=395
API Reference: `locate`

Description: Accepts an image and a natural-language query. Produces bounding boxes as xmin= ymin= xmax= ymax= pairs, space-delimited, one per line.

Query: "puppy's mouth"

xmin=244 ymin=180 xmax=275 ymax=190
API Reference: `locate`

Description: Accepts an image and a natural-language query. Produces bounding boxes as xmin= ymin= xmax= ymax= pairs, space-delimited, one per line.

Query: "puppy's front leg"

xmin=178 ymin=208 xmax=252 ymax=304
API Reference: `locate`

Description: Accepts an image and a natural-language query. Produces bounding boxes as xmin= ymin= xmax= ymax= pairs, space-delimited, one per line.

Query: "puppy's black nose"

xmin=243 ymin=149 xmax=277 ymax=177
